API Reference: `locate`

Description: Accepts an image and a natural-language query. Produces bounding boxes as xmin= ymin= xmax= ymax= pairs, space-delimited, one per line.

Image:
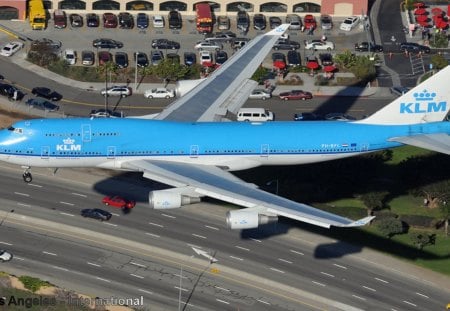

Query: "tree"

xmin=415 ymin=180 xmax=450 ymax=209
xmin=351 ymin=55 xmax=377 ymax=82
xmin=409 ymin=232 xmax=436 ymax=250
xmin=440 ymin=202 xmax=450 ymax=236
xmin=429 ymin=33 xmax=449 ymax=49
xmin=333 ymin=50 xmax=357 ymax=70
xmin=151 ymin=59 xmax=190 ymax=82
xmin=376 ymin=218 xmax=405 ymax=238
xmin=430 ymin=54 xmax=448 ymax=70
xmin=96 ymin=61 xmax=118 ymax=83
xmin=360 ymin=191 xmax=388 ymax=216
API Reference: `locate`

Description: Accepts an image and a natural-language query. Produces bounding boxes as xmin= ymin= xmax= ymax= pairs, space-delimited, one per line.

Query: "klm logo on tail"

xmin=400 ymin=90 xmax=447 ymax=114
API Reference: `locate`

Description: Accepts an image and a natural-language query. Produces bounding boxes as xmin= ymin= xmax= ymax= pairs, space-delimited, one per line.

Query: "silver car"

xmin=248 ymin=89 xmax=272 ymax=100
xmin=0 ymin=250 xmax=12 ymax=262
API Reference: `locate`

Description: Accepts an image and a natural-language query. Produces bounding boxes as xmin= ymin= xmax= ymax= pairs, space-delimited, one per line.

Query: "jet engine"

xmin=149 ymin=190 xmax=200 ymax=209
xmin=226 ymin=210 xmax=278 ymax=229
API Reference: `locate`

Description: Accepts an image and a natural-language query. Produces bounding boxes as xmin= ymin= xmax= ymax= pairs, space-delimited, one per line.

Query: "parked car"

xmin=354 ymin=42 xmax=383 ymax=52
xmin=144 ymin=87 xmax=175 ymax=99
xmin=0 ymin=83 xmax=25 ymax=100
xmin=115 ymin=52 xmax=128 ymax=68
xmin=217 ymin=15 xmax=230 ymax=30
xmin=269 ymin=16 xmax=282 ymax=29
xmin=205 ymin=31 xmax=236 ymax=43
xmin=199 ymin=50 xmax=213 ymax=65
xmin=320 ymin=15 xmax=333 ymax=30
xmin=340 ymin=16 xmax=359 ymax=31
xmin=101 ymin=85 xmax=132 ymax=97
xmin=249 ymin=89 xmax=271 ymax=100
xmin=303 ymin=14 xmax=316 ymax=30
xmin=31 ymin=87 xmax=62 ymax=101
xmin=184 ymin=52 xmax=196 ymax=65
xmin=151 ymin=38 xmax=180 ymax=49
xmin=150 ymin=50 xmax=164 ymax=65
xmin=237 ymin=11 xmax=250 ymax=32
xmin=215 ymin=50 xmax=228 ymax=65
xmin=0 ymin=41 xmax=24 ymax=57
xmin=81 ymin=50 xmax=95 ymax=66
xmin=69 ymin=13 xmax=83 ymax=27
xmin=294 ymin=112 xmax=324 ymax=121
xmin=232 ymin=38 xmax=250 ymax=50
xmin=194 ymin=41 xmax=223 ymax=51
xmin=272 ymin=52 xmax=286 ymax=63
xmin=0 ymin=250 xmax=12 ymax=262
xmin=119 ymin=12 xmax=134 ymax=28
xmin=81 ymin=208 xmax=112 ymax=221
xmin=273 ymin=39 xmax=300 ymax=50
xmin=287 ymin=50 xmax=301 ymax=67
xmin=286 ymin=14 xmax=302 ymax=30
xmin=97 ymin=51 xmax=112 ymax=65
xmin=279 ymin=90 xmax=313 ymax=101
xmin=168 ymin=10 xmax=182 ymax=29
xmin=253 ymin=13 xmax=266 ymax=30
xmin=325 ymin=112 xmax=356 ymax=121
xmin=166 ymin=53 xmax=180 ymax=64
xmin=135 ymin=51 xmax=148 ymax=67
xmin=90 ymin=109 xmax=122 ymax=118
xmin=53 ymin=10 xmax=67 ymax=29
xmin=25 ymin=98 xmax=59 ymax=111
xmin=86 ymin=13 xmax=99 ymax=27
xmin=319 ymin=53 xmax=333 ymax=66
xmin=102 ymin=12 xmax=118 ymax=28
xmin=305 ymin=40 xmax=335 ymax=51
xmin=31 ymin=38 xmax=62 ymax=51
xmin=93 ymin=38 xmax=123 ymax=49
xmin=136 ymin=13 xmax=149 ymax=29
xmin=390 ymin=86 xmax=411 ymax=96
xmin=152 ymin=15 xmax=164 ymax=28
xmin=63 ymin=49 xmax=77 ymax=65
xmin=102 ymin=195 xmax=135 ymax=209
xmin=400 ymin=42 xmax=431 ymax=53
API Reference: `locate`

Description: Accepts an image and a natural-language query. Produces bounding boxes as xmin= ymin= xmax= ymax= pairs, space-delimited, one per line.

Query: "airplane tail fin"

xmin=357 ymin=66 xmax=450 ymax=125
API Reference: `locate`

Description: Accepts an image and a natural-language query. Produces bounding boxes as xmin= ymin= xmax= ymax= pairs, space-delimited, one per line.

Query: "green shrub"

xmin=18 ymin=276 xmax=51 ymax=293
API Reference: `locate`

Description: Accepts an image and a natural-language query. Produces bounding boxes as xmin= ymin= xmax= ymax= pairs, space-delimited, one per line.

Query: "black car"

xmin=237 ymin=11 xmax=250 ymax=32
xmin=294 ymin=112 xmax=324 ymax=121
xmin=86 ymin=13 xmax=99 ymax=27
xmin=81 ymin=208 xmax=112 ymax=221
xmin=115 ymin=52 xmax=128 ymax=68
xmin=168 ymin=10 xmax=182 ymax=29
xmin=69 ymin=14 xmax=83 ymax=27
xmin=90 ymin=109 xmax=123 ymax=118
xmin=273 ymin=39 xmax=300 ymax=50
xmin=25 ymin=98 xmax=59 ymax=112
xmin=31 ymin=87 xmax=62 ymax=101
xmin=269 ymin=16 xmax=282 ymax=29
xmin=136 ymin=13 xmax=149 ymax=29
xmin=215 ymin=50 xmax=228 ymax=65
xmin=319 ymin=53 xmax=333 ymax=66
xmin=183 ymin=52 xmax=196 ymax=66
xmin=135 ymin=52 xmax=149 ymax=67
xmin=287 ymin=50 xmax=301 ymax=67
xmin=118 ymin=12 xmax=134 ymax=29
xmin=354 ymin=42 xmax=383 ymax=52
xmin=272 ymin=52 xmax=286 ymax=62
xmin=400 ymin=42 xmax=431 ymax=53
xmin=0 ymin=83 xmax=25 ymax=100
xmin=253 ymin=14 xmax=266 ymax=30
xmin=31 ymin=38 xmax=62 ymax=51
xmin=151 ymin=39 xmax=180 ymax=50
xmin=93 ymin=38 xmax=124 ymax=49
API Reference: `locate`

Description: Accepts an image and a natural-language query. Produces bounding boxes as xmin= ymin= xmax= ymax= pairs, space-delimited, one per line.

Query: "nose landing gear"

xmin=22 ymin=168 xmax=32 ymax=183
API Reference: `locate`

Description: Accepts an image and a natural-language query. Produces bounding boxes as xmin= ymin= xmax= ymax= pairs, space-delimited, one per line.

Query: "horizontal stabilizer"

xmin=389 ymin=133 xmax=450 ymax=154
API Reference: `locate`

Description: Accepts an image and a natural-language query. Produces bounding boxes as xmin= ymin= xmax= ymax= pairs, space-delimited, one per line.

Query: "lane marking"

xmin=138 ymin=289 xmax=153 ymax=295
xmin=192 ymin=233 xmax=207 ymax=239
xmin=235 ymin=246 xmax=250 ymax=251
xmin=52 ymin=266 xmax=69 ymax=271
xmin=71 ymin=192 xmax=87 ymax=197
xmin=320 ymin=272 xmax=335 ymax=278
xmin=333 ymin=263 xmax=347 ymax=269
xmin=205 ymin=225 xmax=219 ymax=230
xmin=215 ymin=286 xmax=230 ymax=292
xmin=42 ymin=251 xmax=57 ymax=256
xmin=17 ymin=203 xmax=31 ymax=207
xmin=216 ymin=299 xmax=229 ymax=305
xmin=229 ymin=255 xmax=243 ymax=261
xmin=130 ymin=273 xmax=144 ymax=279
xmin=269 ymin=267 xmax=285 ymax=274
xmin=352 ymin=295 xmax=366 ymax=301
xmin=250 ymin=238 xmax=261 ymax=243
xmin=87 ymin=262 xmax=101 ymax=267
xmin=0 ymin=241 xmax=13 ymax=246
xmin=161 ymin=213 xmax=176 ymax=219
xmin=173 ymin=274 xmax=188 ymax=279
xmin=28 ymin=183 xmax=42 ymax=188
xmin=375 ymin=277 xmax=389 ymax=284
xmin=96 ymin=277 xmax=111 ymax=283
xmin=415 ymin=292 xmax=429 ymax=299
xmin=174 ymin=286 xmax=188 ymax=292
xmin=130 ymin=262 xmax=147 ymax=268
xmin=60 ymin=212 xmax=75 ymax=217
xmin=149 ymin=222 xmax=164 ymax=228
xmin=312 ymin=281 xmax=325 ymax=287
xmin=145 ymin=232 xmax=160 ymax=238
xmin=104 ymin=223 xmax=117 ymax=227
xmin=13 ymin=256 xmax=24 ymax=261
xmin=257 ymin=299 xmax=271 ymax=305
xmin=14 ymin=192 xmax=29 ymax=197
xmin=403 ymin=301 xmax=417 ymax=307
xmin=59 ymin=201 xmax=74 ymax=206
xmin=290 ymin=249 xmax=304 ymax=256
xmin=111 ymin=213 xmax=121 ymax=217
xmin=362 ymin=286 xmax=376 ymax=292
xmin=278 ymin=258 xmax=292 ymax=264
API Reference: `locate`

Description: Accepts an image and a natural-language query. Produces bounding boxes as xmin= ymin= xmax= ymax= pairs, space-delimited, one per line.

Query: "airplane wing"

xmin=123 ymin=160 xmax=374 ymax=229
xmin=389 ymin=133 xmax=450 ymax=154
xmin=150 ymin=24 xmax=290 ymax=122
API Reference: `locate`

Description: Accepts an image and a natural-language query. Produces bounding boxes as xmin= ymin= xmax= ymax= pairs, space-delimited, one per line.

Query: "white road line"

xmin=250 ymin=238 xmax=262 ymax=243
xmin=87 ymin=262 xmax=101 ymax=267
xmin=161 ymin=213 xmax=176 ymax=219
xmin=216 ymin=299 xmax=230 ymax=305
xmin=42 ymin=251 xmax=57 ymax=256
xmin=278 ymin=258 xmax=292 ymax=264
xmin=403 ymin=300 xmax=417 ymax=307
xmin=59 ymin=201 xmax=74 ymax=206
xmin=71 ymin=192 xmax=87 ymax=197
xmin=415 ymin=292 xmax=429 ymax=299
xmin=333 ymin=263 xmax=347 ymax=269
xmin=14 ymin=192 xmax=29 ymax=197
xmin=17 ymin=203 xmax=31 ymax=207
xmin=130 ymin=262 xmax=147 ymax=268
xmin=96 ymin=277 xmax=111 ymax=283
xmin=145 ymin=232 xmax=160 ymax=238
xmin=130 ymin=273 xmax=144 ymax=279
xmin=138 ymin=289 xmax=153 ymax=295
xmin=52 ymin=266 xmax=69 ymax=272
xmin=192 ymin=233 xmax=207 ymax=239
xmin=173 ymin=274 xmax=188 ymax=279
xmin=320 ymin=272 xmax=335 ymax=278
xmin=235 ymin=246 xmax=250 ymax=251
xmin=28 ymin=183 xmax=42 ymax=188
xmin=257 ymin=299 xmax=271 ymax=305
xmin=149 ymin=222 xmax=164 ymax=228
xmin=205 ymin=225 xmax=219 ymax=230
xmin=269 ymin=267 xmax=285 ymax=274
xmin=352 ymin=295 xmax=366 ymax=301
xmin=215 ymin=286 xmax=230 ymax=292
xmin=174 ymin=286 xmax=188 ymax=292
xmin=60 ymin=212 xmax=75 ymax=217
xmin=0 ymin=241 xmax=13 ymax=246
xmin=104 ymin=223 xmax=117 ymax=227
xmin=375 ymin=277 xmax=389 ymax=284
xmin=290 ymin=249 xmax=304 ymax=256
xmin=13 ymin=256 xmax=24 ymax=261
xmin=362 ymin=286 xmax=376 ymax=292
xmin=187 ymin=243 xmax=202 ymax=249
xmin=111 ymin=213 xmax=121 ymax=217
xmin=312 ymin=281 xmax=326 ymax=287
xmin=229 ymin=255 xmax=243 ymax=261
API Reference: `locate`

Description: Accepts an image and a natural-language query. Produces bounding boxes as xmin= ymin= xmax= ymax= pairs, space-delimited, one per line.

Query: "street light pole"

xmin=134 ymin=51 xmax=138 ymax=92
xmin=104 ymin=63 xmax=108 ymax=111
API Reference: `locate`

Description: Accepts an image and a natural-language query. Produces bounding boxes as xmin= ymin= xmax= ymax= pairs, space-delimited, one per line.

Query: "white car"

xmin=199 ymin=51 xmax=213 ymax=65
xmin=0 ymin=41 xmax=24 ymax=57
xmin=0 ymin=250 xmax=12 ymax=262
xmin=63 ymin=49 xmax=77 ymax=65
xmin=153 ymin=15 xmax=164 ymax=28
xmin=249 ymin=89 xmax=272 ymax=100
xmin=305 ymin=40 xmax=335 ymax=51
xmin=340 ymin=16 xmax=359 ymax=31
xmin=144 ymin=87 xmax=175 ymax=99
xmin=194 ymin=41 xmax=223 ymax=51
xmin=100 ymin=85 xmax=132 ymax=97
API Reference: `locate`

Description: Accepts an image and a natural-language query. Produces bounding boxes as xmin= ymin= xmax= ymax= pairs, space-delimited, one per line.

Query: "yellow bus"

xmin=29 ymin=0 xmax=46 ymax=30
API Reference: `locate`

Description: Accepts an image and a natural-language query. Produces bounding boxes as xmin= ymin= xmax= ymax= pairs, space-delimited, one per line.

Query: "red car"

xmin=102 ymin=195 xmax=135 ymax=209
xmin=279 ymin=90 xmax=313 ymax=101
xmin=304 ymin=14 xmax=317 ymax=30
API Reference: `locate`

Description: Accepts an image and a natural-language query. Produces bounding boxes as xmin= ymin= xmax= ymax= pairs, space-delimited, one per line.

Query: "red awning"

xmin=323 ymin=65 xmax=336 ymax=72
xmin=414 ymin=8 xmax=427 ymax=15
xmin=437 ymin=20 xmax=448 ymax=29
xmin=431 ymin=7 xmax=443 ymax=15
xmin=418 ymin=20 xmax=430 ymax=27
xmin=416 ymin=15 xmax=428 ymax=22
xmin=306 ymin=61 xmax=319 ymax=69
xmin=273 ymin=60 xmax=286 ymax=69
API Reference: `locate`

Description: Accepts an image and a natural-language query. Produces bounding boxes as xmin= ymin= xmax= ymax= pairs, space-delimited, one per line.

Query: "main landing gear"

xmin=22 ymin=167 xmax=32 ymax=183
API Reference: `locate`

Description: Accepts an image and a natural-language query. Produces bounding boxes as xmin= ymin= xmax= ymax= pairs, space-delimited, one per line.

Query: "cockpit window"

xmin=13 ymin=128 xmax=23 ymax=134
xmin=7 ymin=126 xmax=14 ymax=131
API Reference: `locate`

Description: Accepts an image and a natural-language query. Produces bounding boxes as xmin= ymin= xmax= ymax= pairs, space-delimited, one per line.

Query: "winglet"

xmin=265 ymin=23 xmax=290 ymax=36
xmin=339 ymin=216 xmax=375 ymax=227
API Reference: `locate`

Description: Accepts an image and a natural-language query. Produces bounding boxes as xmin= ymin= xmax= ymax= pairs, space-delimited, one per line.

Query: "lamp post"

xmin=134 ymin=51 xmax=138 ymax=92
xmin=104 ymin=63 xmax=108 ymax=112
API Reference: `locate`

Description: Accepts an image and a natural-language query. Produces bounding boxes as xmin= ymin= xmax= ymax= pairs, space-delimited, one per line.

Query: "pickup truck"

xmin=354 ymin=42 xmax=383 ymax=52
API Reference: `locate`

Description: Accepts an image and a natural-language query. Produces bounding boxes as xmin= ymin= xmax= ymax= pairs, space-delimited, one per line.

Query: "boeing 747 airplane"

xmin=0 ymin=25 xmax=449 ymax=230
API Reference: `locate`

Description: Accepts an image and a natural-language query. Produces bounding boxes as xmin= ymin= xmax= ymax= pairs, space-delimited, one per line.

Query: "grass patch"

xmin=386 ymin=145 xmax=433 ymax=164
xmin=18 ymin=276 xmax=52 ymax=293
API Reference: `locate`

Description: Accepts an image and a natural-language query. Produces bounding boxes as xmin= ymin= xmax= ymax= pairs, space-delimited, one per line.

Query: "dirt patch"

xmin=0 ymin=107 xmax=32 ymax=127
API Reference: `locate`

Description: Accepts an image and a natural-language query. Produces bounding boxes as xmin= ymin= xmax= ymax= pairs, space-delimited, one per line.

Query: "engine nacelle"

xmin=149 ymin=190 xmax=200 ymax=209
xmin=226 ymin=210 xmax=278 ymax=229
xmin=175 ymin=78 xmax=206 ymax=97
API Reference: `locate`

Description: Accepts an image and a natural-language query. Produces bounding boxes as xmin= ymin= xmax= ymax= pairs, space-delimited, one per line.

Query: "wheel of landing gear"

xmin=22 ymin=173 xmax=32 ymax=183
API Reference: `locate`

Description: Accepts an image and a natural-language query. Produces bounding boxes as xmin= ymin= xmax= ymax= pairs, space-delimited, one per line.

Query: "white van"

xmin=237 ymin=108 xmax=274 ymax=122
